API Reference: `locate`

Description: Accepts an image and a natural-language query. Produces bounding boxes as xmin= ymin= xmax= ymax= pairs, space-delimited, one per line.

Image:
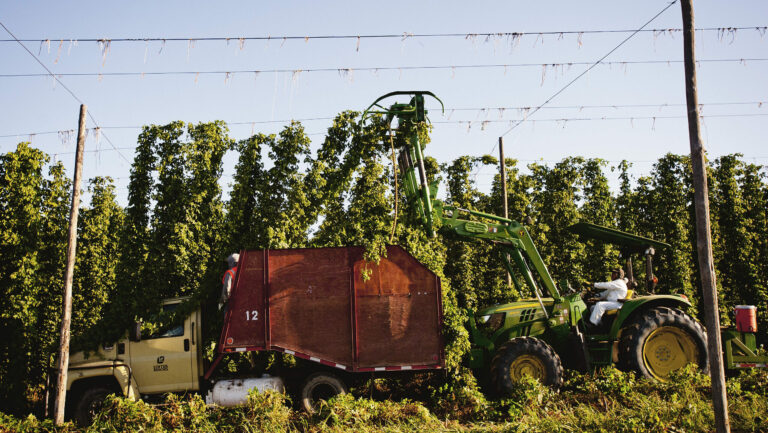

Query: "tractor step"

xmin=586 ymin=339 xmax=614 ymax=366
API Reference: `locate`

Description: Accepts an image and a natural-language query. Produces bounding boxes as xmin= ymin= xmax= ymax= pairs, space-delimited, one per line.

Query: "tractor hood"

xmin=476 ymin=298 xmax=555 ymax=318
xmin=475 ymin=298 xmax=556 ymax=329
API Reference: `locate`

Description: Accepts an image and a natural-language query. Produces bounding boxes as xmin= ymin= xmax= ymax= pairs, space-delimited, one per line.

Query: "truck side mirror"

xmin=129 ymin=321 xmax=142 ymax=342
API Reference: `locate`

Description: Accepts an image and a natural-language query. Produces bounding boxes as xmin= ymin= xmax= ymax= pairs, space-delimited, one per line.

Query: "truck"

xmin=62 ymin=245 xmax=444 ymax=424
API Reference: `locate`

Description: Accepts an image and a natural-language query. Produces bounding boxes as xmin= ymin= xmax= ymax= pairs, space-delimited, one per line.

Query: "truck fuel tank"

xmin=205 ymin=375 xmax=285 ymax=407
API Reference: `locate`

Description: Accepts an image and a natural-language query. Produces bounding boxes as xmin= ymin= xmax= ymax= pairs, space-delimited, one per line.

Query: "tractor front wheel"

xmin=619 ymin=306 xmax=708 ymax=381
xmin=490 ymin=337 xmax=564 ymax=395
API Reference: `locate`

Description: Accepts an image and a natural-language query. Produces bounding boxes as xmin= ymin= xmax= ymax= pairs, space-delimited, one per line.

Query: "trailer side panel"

xmin=221 ymin=250 xmax=266 ymax=350
xmin=220 ymin=246 xmax=444 ymax=372
xmin=268 ymin=248 xmax=354 ymax=366
xmin=355 ymin=246 xmax=443 ymax=368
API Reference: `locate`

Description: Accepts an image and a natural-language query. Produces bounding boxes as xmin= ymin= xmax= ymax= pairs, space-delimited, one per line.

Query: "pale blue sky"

xmin=1 ymin=1 xmax=766 ymax=204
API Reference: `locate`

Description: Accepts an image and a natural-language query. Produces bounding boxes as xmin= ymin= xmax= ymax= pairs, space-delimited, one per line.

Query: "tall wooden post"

xmin=53 ymin=104 xmax=87 ymax=425
xmin=680 ymin=2 xmax=730 ymax=432
xmin=499 ymin=138 xmax=508 ymax=220
xmin=499 ymin=137 xmax=511 ymax=286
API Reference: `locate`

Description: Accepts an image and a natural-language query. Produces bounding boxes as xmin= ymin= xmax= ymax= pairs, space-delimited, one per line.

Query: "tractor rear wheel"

xmin=490 ymin=337 xmax=563 ymax=395
xmin=619 ymin=306 xmax=708 ymax=381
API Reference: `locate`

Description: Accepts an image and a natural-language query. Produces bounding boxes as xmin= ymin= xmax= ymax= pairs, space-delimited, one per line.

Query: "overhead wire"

xmin=0 ymin=20 xmax=130 ymax=163
xmin=2 ymin=8 xmax=763 ymax=165
xmin=436 ymin=100 xmax=766 ymax=112
xmin=464 ymin=0 xmax=683 ymax=182
xmin=436 ymin=113 xmax=768 ymax=124
xmin=497 ymin=0 xmax=682 ymax=142
xmin=2 ymin=58 xmax=766 ymax=79
xmin=4 ymin=113 xmax=766 ymax=147
xmin=2 ymin=26 xmax=764 ymax=43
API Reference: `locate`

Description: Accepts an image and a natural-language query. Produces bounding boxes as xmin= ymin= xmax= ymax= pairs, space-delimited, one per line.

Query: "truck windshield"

xmin=143 ymin=303 xmax=185 ymax=339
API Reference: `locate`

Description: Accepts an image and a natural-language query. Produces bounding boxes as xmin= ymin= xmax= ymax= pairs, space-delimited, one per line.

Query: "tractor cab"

xmin=568 ymin=222 xmax=671 ymax=294
xmin=564 ymin=222 xmax=704 ymax=374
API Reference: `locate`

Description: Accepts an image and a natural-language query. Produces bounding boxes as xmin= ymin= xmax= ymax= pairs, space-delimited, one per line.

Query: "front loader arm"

xmin=364 ymin=91 xmax=560 ymax=300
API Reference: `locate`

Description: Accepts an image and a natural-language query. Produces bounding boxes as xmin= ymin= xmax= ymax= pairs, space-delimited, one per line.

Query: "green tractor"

xmin=364 ymin=91 xmax=709 ymax=394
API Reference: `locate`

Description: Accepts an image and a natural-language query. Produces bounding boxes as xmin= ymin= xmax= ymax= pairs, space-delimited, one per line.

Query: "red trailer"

xmin=204 ymin=245 xmax=444 ymax=409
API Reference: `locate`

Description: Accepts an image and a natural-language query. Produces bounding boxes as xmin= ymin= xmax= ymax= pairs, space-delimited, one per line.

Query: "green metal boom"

xmin=363 ymin=91 xmax=561 ymax=301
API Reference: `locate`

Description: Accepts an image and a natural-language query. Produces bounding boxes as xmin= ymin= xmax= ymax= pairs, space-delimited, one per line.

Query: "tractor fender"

xmin=609 ymin=295 xmax=692 ymax=339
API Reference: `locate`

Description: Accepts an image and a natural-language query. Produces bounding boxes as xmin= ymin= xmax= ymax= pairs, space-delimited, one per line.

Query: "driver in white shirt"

xmin=589 ymin=268 xmax=629 ymax=326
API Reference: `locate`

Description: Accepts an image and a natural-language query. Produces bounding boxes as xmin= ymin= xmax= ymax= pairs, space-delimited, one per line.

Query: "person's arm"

xmin=594 ymin=280 xmax=624 ymax=292
xmin=594 ymin=280 xmax=624 ymax=300
xmin=595 ymin=279 xmax=628 ymax=301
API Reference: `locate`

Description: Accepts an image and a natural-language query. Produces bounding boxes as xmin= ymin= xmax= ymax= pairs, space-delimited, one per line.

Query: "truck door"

xmin=129 ymin=303 xmax=196 ymax=394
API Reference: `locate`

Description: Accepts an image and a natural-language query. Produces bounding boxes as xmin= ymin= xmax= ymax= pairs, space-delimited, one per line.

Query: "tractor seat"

xmin=604 ymin=290 xmax=634 ymax=316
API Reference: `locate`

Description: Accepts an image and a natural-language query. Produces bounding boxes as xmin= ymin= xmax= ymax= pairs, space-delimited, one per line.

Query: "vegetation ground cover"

xmin=1 ymin=367 xmax=767 ymax=432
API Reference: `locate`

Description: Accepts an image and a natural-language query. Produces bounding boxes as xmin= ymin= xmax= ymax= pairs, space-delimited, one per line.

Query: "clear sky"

xmin=1 ymin=1 xmax=766 ymax=205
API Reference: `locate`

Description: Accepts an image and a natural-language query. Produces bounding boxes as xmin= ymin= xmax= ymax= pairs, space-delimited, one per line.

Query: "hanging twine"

xmin=388 ymin=127 xmax=398 ymax=244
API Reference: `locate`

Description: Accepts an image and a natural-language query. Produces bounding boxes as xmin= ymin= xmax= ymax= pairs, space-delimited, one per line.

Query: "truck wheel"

xmin=74 ymin=387 xmax=111 ymax=426
xmin=619 ymin=306 xmax=708 ymax=381
xmin=491 ymin=337 xmax=564 ymax=395
xmin=300 ymin=372 xmax=347 ymax=413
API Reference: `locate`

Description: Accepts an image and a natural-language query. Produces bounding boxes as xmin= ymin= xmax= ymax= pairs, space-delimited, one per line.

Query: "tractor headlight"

xmin=478 ymin=312 xmax=505 ymax=333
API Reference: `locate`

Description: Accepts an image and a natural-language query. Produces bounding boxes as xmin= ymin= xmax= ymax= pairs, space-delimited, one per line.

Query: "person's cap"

xmin=227 ymin=253 xmax=240 ymax=267
xmin=611 ymin=268 xmax=625 ymax=279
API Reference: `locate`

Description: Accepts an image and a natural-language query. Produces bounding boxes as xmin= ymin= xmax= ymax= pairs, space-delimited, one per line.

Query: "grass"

xmin=1 ymin=367 xmax=767 ymax=432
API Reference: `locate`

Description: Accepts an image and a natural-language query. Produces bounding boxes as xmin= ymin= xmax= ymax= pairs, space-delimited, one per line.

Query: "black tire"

xmin=490 ymin=337 xmax=564 ymax=395
xmin=619 ymin=306 xmax=708 ymax=381
xmin=74 ymin=387 xmax=111 ymax=426
xmin=300 ymin=372 xmax=347 ymax=413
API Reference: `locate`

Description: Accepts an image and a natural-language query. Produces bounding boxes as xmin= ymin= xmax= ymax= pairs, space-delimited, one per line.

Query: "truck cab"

xmin=65 ymin=298 xmax=202 ymax=424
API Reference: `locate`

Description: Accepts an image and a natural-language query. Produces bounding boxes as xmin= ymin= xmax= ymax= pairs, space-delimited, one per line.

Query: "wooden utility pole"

xmin=680 ymin=2 xmax=730 ymax=432
xmin=53 ymin=104 xmax=87 ymax=425
xmin=499 ymin=137 xmax=512 ymax=286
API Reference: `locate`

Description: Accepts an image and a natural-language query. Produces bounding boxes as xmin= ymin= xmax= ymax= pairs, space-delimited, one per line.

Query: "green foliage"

xmin=73 ymin=177 xmax=123 ymax=335
xmin=712 ymin=155 xmax=768 ymax=331
xmin=580 ymin=159 xmax=619 ymax=281
xmin=311 ymin=394 xmax=442 ymax=432
xmin=636 ymin=155 xmax=696 ymax=300
xmin=0 ymin=143 xmax=71 ymax=413
xmin=3 ymin=111 xmax=768 ymax=424
xmin=527 ymin=158 xmax=586 ymax=284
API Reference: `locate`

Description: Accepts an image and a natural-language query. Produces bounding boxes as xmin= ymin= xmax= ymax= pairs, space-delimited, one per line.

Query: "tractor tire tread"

xmin=490 ymin=337 xmax=563 ymax=396
xmin=619 ymin=306 xmax=708 ymax=380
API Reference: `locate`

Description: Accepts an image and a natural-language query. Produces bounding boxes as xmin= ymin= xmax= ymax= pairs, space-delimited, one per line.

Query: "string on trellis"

xmin=98 ymin=39 xmax=111 ymax=65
